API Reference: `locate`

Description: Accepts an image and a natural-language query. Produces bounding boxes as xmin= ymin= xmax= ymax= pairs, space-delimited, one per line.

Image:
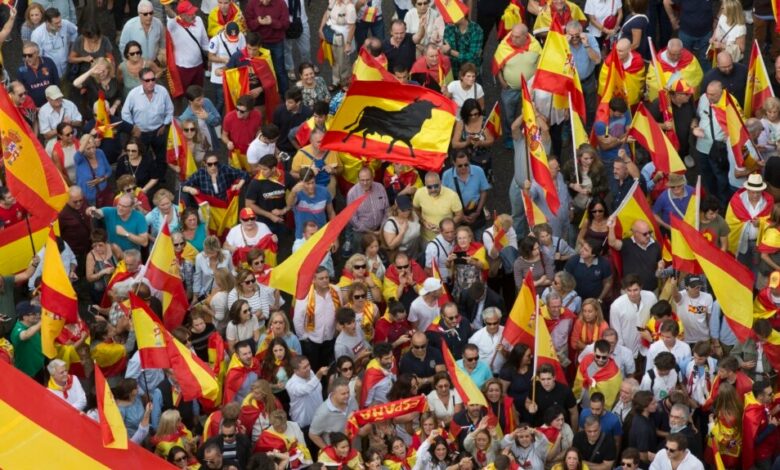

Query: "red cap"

xmin=239 ymin=208 xmax=255 ymax=221
xmin=177 ymin=0 xmax=198 ymax=15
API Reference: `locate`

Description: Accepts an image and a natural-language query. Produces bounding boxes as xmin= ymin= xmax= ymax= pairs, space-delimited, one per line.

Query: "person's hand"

xmin=101 ymin=266 xmax=115 ymax=276
xmin=116 ymin=226 xmax=128 ymax=237
xmin=395 ymin=333 xmax=411 ymax=346
xmin=661 ymin=120 xmax=674 ymax=131
xmin=319 ymin=29 xmax=325 ymax=41
xmin=692 ymin=127 xmax=705 ymax=138
xmin=345 ymin=42 xmax=354 ymax=54
xmin=249 ymin=86 xmax=263 ymax=98
xmin=226 ymin=140 xmax=235 ymax=151
xmin=525 ymin=397 xmax=538 ymax=414
xmin=230 ymin=183 xmax=241 ymax=192
xmin=607 ymin=215 xmax=616 ymax=227
xmin=742 ymin=360 xmax=757 ymax=369
xmin=131 ymin=126 xmax=141 ymax=138
xmin=156 ymin=126 xmax=165 ymax=136
xmin=771 ymin=415 xmax=780 ymax=427
xmin=194 ymin=108 xmax=208 ymax=119
xmin=8 ymin=7 xmax=16 ymax=20
xmin=316 ymin=366 xmax=329 ymax=378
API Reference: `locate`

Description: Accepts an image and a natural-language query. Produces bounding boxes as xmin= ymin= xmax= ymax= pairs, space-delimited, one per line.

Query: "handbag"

xmin=322 ymin=23 xmax=336 ymax=43
xmin=602 ymin=0 xmax=618 ymax=30
xmin=286 ymin=0 xmax=304 ymax=39
xmin=708 ymin=110 xmax=730 ymax=172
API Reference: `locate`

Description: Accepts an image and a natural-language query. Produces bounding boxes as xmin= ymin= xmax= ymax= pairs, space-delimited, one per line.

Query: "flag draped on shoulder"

xmin=40 ymin=228 xmax=78 ymax=359
xmin=628 ymin=103 xmax=686 ymax=174
xmin=166 ymin=120 xmax=197 ymax=182
xmin=320 ymin=81 xmax=456 ymax=171
xmin=441 ymin=339 xmax=487 ymax=406
xmin=433 ymin=0 xmax=469 ymax=23
xmin=195 ymin=188 xmax=240 ymax=238
xmin=725 ymin=188 xmax=774 ymax=255
xmin=0 ymin=84 xmax=68 ymax=219
xmin=533 ymin=20 xmax=586 ymax=119
xmin=521 ymin=77 xmax=560 ymax=215
xmin=491 ymin=32 xmax=542 ymax=75
xmin=165 ymin=30 xmax=185 ymax=98
xmin=744 ymin=40 xmax=774 ymax=118
xmin=646 ymin=41 xmax=680 ymax=148
xmin=95 ymin=363 xmax=128 ymax=449
xmin=595 ymin=47 xmax=629 ymax=125
xmin=269 ymin=195 xmax=367 ymax=299
xmin=711 ymin=91 xmax=750 ymax=166
xmin=145 ymin=222 xmax=190 ymax=330
xmin=572 ymin=354 xmax=622 ymax=408
xmin=352 ymin=47 xmax=396 ymax=82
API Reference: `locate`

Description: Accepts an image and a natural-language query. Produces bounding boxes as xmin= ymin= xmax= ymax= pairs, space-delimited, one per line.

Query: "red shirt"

xmin=0 ymin=203 xmax=26 ymax=227
xmin=223 ymin=109 xmax=262 ymax=154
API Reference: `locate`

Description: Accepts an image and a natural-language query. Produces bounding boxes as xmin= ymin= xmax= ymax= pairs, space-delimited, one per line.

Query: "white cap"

xmin=418 ymin=277 xmax=442 ymax=296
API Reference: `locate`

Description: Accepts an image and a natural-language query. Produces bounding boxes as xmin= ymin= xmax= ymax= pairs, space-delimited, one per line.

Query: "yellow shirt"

xmin=291 ymin=146 xmax=342 ymax=177
xmin=413 ymin=187 xmax=463 ymax=241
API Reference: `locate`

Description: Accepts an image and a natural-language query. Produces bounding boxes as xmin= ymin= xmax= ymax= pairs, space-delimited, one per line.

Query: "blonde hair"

xmin=721 ymin=0 xmax=745 ymax=26
xmin=764 ymin=97 xmax=780 ymax=114
xmin=213 ymin=268 xmax=235 ymax=292
xmin=79 ymin=133 xmax=96 ymax=150
xmin=345 ymin=253 xmax=368 ymax=272
xmin=495 ymin=214 xmax=513 ymax=231
xmin=250 ymin=379 xmax=278 ymax=413
xmin=580 ymin=298 xmax=605 ymax=324
xmin=153 ymin=188 xmax=174 ymax=206
xmin=155 ymin=409 xmax=182 ymax=437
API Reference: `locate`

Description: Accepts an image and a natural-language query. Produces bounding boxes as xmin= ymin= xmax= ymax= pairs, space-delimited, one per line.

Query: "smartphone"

xmin=636 ymin=326 xmax=645 ymax=331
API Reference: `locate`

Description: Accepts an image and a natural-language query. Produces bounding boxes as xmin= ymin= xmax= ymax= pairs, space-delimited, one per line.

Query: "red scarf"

xmin=150 ymin=423 xmax=188 ymax=447
xmin=52 ymin=139 xmax=79 ymax=170
xmin=321 ymin=446 xmax=359 ymax=465
xmin=48 ymin=375 xmax=74 ymax=399
xmin=217 ymin=3 xmax=238 ymax=25
xmin=176 ymin=15 xmax=195 ymax=28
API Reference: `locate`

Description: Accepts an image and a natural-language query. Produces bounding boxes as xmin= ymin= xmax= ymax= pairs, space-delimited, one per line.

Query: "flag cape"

xmin=269 ymin=195 xmax=366 ymax=299
xmin=250 ymin=51 xmax=281 ymax=123
xmin=492 ymin=33 xmax=542 ymax=75
xmin=0 ymin=360 xmax=173 ymax=468
xmin=597 ymin=48 xmax=645 ymax=117
xmin=144 ymin=222 xmax=190 ymax=330
xmin=754 ymin=287 xmax=780 ymax=323
xmin=352 ymin=47 xmax=397 ymax=82
xmin=359 ymin=358 xmax=392 ymax=407
xmin=628 ymin=103 xmax=686 ymax=174
xmin=165 ymin=30 xmax=185 ymax=98
xmin=645 ymin=46 xmax=703 ymax=102
xmin=222 ymin=66 xmax=250 ymax=116
xmin=223 ymin=353 xmax=260 ymax=404
xmin=484 ymin=102 xmax=502 ymax=139
xmin=442 ymin=339 xmax=487 ymax=406
xmin=522 ymin=77 xmax=560 ymax=214
xmin=741 ymin=391 xmax=772 ymax=470
xmin=194 ymin=188 xmax=240 ymax=238
xmin=95 ymin=91 xmax=114 ymax=139
xmin=571 ymin=354 xmax=622 ymax=408
xmin=646 ymin=41 xmax=680 ymax=148
xmin=383 ymin=261 xmax=427 ymax=302
xmin=95 ymin=363 xmax=128 ymax=449
xmin=40 ymin=228 xmax=78 ymax=359
xmin=0 ymin=84 xmax=68 ymax=219
xmin=745 ymin=40 xmax=775 ymax=118
xmin=675 ymin=218 xmax=754 ymax=342
xmin=130 ymin=294 xmax=169 ymax=368
xmin=317 ymin=39 xmax=334 ymax=66
xmin=503 ymin=271 xmax=536 ymax=348
xmin=166 ymin=120 xmax=198 ymax=182
xmin=433 ymin=0 xmax=468 ymax=23
xmin=522 ymin=189 xmax=547 ymax=228
xmin=254 ymin=427 xmax=310 ymax=463
xmin=533 ymin=20 xmax=586 ymax=119
xmin=712 ymin=91 xmax=750 ymax=166
xmin=321 ymin=80 xmax=456 ymax=171
xmin=710 ymin=434 xmax=728 ymax=470
xmin=725 ymin=189 xmax=774 ymax=254
xmin=497 ymin=0 xmax=525 ymax=39
xmin=410 ymin=53 xmax=453 ymax=90
xmin=0 ymin=215 xmax=53 ymax=275
xmin=535 ymin=308 xmax=568 ymax=384
xmin=532 ymin=1 xmax=586 ymax=35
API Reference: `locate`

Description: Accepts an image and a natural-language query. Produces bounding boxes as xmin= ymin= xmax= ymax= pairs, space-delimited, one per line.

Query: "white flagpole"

xmin=568 ymin=92 xmax=580 ymax=185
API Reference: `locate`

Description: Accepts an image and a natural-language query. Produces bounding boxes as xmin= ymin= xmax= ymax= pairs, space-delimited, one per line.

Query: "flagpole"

xmin=568 ymin=93 xmax=580 ymax=185
xmin=24 ymin=214 xmax=36 ymax=258
xmin=694 ymin=176 xmax=701 ymax=230
xmin=531 ymin=294 xmax=539 ymax=404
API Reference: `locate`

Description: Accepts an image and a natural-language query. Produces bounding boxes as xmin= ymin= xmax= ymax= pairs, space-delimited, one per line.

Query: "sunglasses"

xmin=636 ymin=231 xmax=651 ymax=237
xmin=412 ymin=344 xmax=427 ymax=349
xmin=183 ymin=127 xmax=196 ymax=132
xmin=426 ymin=184 xmax=440 ymax=190
xmin=352 ymin=294 xmax=366 ymax=300
xmin=126 ymin=148 xmax=139 ymax=153
xmin=223 ymin=433 xmax=236 ymax=438
xmin=128 ymin=50 xmax=141 ymax=56
xmin=591 ymin=209 xmax=604 ymax=213
xmin=206 ymin=161 xmax=219 ymax=167
xmin=445 ymin=316 xmax=458 ymax=321
xmin=236 ymin=108 xmax=248 ymax=114
xmin=23 ymin=53 xmax=35 ymax=58
xmin=173 ymin=242 xmax=186 ymax=247
xmin=665 ymin=447 xmax=678 ymax=453
xmin=353 ymin=264 xmax=366 ymax=270
xmin=60 ymin=131 xmax=72 ymax=137
xmin=464 ymin=356 xmax=478 ymax=362
xmin=124 ymin=186 xmax=137 ymax=193
xmin=174 ymin=456 xmax=188 ymax=462
xmin=621 ymin=463 xmax=635 ymax=467
xmin=396 ymin=264 xmax=410 ymax=270
xmin=456 ymin=163 xmax=469 ymax=168
xmin=595 ymin=354 xmax=608 ymax=360
xmin=139 ymin=11 xmax=153 ymax=15
xmin=341 ymin=366 xmax=353 ymax=372
xmin=243 ymin=279 xmax=255 ymax=285
xmin=142 ymin=77 xmax=156 ymax=82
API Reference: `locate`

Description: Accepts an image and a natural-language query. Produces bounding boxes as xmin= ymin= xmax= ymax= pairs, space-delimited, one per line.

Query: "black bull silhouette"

xmin=341 ymin=99 xmax=439 ymax=158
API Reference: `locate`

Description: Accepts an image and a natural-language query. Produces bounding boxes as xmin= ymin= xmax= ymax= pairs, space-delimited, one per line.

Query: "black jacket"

xmin=458 ymin=286 xmax=506 ymax=326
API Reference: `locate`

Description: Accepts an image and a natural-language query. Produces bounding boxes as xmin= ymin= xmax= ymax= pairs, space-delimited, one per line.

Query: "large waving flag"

xmin=0 ymin=361 xmax=172 ymax=468
xmin=222 ymin=66 xmax=249 ymax=116
xmin=195 ymin=188 xmax=240 ymax=238
xmin=0 ymin=84 xmax=68 ymax=220
xmin=166 ymin=120 xmax=198 ymax=182
xmin=628 ymin=103 xmax=686 ymax=174
xmin=745 ymin=40 xmax=775 ymax=118
xmin=533 ymin=300 xmax=568 ymax=384
xmin=145 ymin=222 xmax=189 ymax=330
xmin=712 ymin=91 xmax=750 ymax=166
xmin=503 ymin=271 xmax=536 ymax=348
xmin=433 ymin=0 xmax=469 ymax=23
xmin=533 ymin=20 xmax=586 ymax=120
xmin=165 ymin=30 xmax=185 ymax=98
xmin=441 ymin=339 xmax=487 ymax=406
xmin=352 ymin=47 xmax=396 ymax=82
xmin=0 ymin=215 xmax=53 ymax=275
xmin=646 ymin=40 xmax=679 ymax=148
xmin=497 ymin=0 xmax=525 ymax=39
xmin=612 ymin=180 xmax=662 ymax=241
xmin=484 ymin=102 xmax=502 ymax=140
xmin=320 ymin=81 xmax=456 ymax=171
xmin=95 ymin=362 xmax=128 ymax=449
xmin=40 ymin=228 xmax=78 ymax=359
xmin=130 ymin=294 xmax=169 ymax=367
xmin=675 ymin=219 xmax=753 ymax=341
xmin=521 ymin=77 xmax=560 ymax=215
xmin=95 ymin=91 xmax=114 ymax=139
xmin=269 ymin=195 xmax=367 ymax=299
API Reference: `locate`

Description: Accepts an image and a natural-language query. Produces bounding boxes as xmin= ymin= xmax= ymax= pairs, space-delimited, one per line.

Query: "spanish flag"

xmin=745 ymin=40 xmax=775 ymax=118
xmin=250 ymin=49 xmax=281 ymax=122
xmin=130 ymin=293 xmax=169 ymax=368
xmin=0 ymin=215 xmax=53 ymax=275
xmin=431 ymin=258 xmax=452 ymax=305
xmin=670 ymin=210 xmax=703 ymax=275
xmin=223 ymin=352 xmax=260 ymax=404
xmin=442 ymin=339 xmax=487 ymax=406
xmin=223 ymin=66 xmax=249 ymax=115
xmin=611 ymin=180 xmax=662 ymax=241
xmin=597 ymin=47 xmax=645 ymax=109
xmin=165 ymin=30 xmax=185 ymax=98
xmin=675 ymin=216 xmax=754 ymax=342
xmin=646 ymin=40 xmax=680 ymax=148
xmin=532 ymin=1 xmax=586 ymax=35
xmin=195 ymin=188 xmax=240 ymax=238
xmin=99 ymin=259 xmax=132 ymax=307
xmin=569 ymin=93 xmax=588 ymax=149
xmin=433 ymin=0 xmax=469 ymax=23
xmin=207 ymin=332 xmax=228 ymax=405
xmin=269 ymin=195 xmax=367 ymax=299
xmin=91 ymin=339 xmax=128 ymax=378
xmin=572 ymin=353 xmax=622 ymax=408
xmin=759 ymin=221 xmax=780 ymax=254
xmin=95 ymin=363 xmax=128 ymax=449
xmin=352 ymin=46 xmax=396 ymax=82
xmin=742 ymin=391 xmax=769 ymax=470
xmin=711 ymin=91 xmax=750 ymax=166
xmin=595 ymin=47 xmax=629 ymax=125
xmin=295 ymin=114 xmax=333 ymax=147
xmin=359 ymin=357 xmax=395 ymax=407
xmin=772 ymin=0 xmax=780 ymax=33
xmin=317 ymin=39 xmax=334 ymax=66
xmin=533 ymin=303 xmax=568 ymax=384
xmin=484 ymin=102 xmax=502 ymax=139
xmin=345 ymin=396 xmax=429 ymax=439
xmin=628 ymin=103 xmax=686 ymax=174
xmin=0 ymin=360 xmax=166 ymax=468
xmin=521 ymin=77 xmax=560 ymax=215
xmin=320 ymin=80 xmax=456 ymax=171
xmin=725 ymin=188 xmax=774 ymax=255
xmin=491 ymin=222 xmax=510 ymax=252
xmin=497 ymin=0 xmax=525 ymax=39
xmin=533 ymin=20 xmax=586 ymax=120
xmin=40 ymin=228 xmax=78 ymax=359
xmin=254 ymin=427 xmax=311 ymax=464
xmin=0 ymin=84 xmax=68 ymax=220
xmin=144 ymin=222 xmax=190 ymax=330
xmin=522 ymin=189 xmax=547 ymax=228
xmin=710 ymin=435 xmax=728 ymax=470
xmin=503 ymin=270 xmax=536 ymax=348
xmin=167 ymin=120 xmax=197 ymax=182
xmin=95 ymin=91 xmax=114 ymax=139
xmin=491 ymin=32 xmax=542 ymax=75
xmin=645 ymin=40 xmax=703 ymax=103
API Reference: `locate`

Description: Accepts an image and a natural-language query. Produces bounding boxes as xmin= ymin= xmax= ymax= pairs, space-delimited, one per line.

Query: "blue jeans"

xmin=500 ymin=87 xmax=521 ymax=138
xmin=699 ymin=149 xmax=732 ymax=206
xmin=263 ymin=41 xmax=288 ymax=95
xmin=355 ymin=19 xmax=386 ymax=46
xmin=679 ymin=30 xmax=713 ymax=73
xmin=509 ymin=178 xmax=530 ymax=239
xmin=284 ymin=22 xmax=312 ymax=73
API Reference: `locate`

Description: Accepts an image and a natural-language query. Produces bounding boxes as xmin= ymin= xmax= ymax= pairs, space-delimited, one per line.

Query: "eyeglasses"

xmin=594 ymin=354 xmax=608 ymax=360
xmin=124 ymin=186 xmax=137 ymax=193
xmin=426 ymin=184 xmax=440 ymax=190
xmin=142 ymin=77 xmax=156 ymax=82
xmin=183 ymin=127 xmax=196 ymax=132
xmin=353 ymin=264 xmax=366 ymax=270
xmin=412 ymin=344 xmax=427 ymax=349
xmin=223 ymin=433 xmax=236 ymax=438
xmin=60 ymin=131 xmax=72 ymax=137
xmin=139 ymin=11 xmax=153 ymax=15
xmin=128 ymin=50 xmax=141 ymax=56
xmin=206 ymin=161 xmax=219 ymax=167
xmin=445 ymin=316 xmax=458 ymax=321
xmin=173 ymin=242 xmax=186 ymax=247
xmin=23 ymin=53 xmax=35 ymax=58
xmin=241 ymin=308 xmax=251 ymax=313
xmin=341 ymin=366 xmax=353 ymax=372
xmin=456 ymin=163 xmax=469 ymax=168
xmin=485 ymin=321 xmax=500 ymax=326
xmin=352 ymin=293 xmax=366 ymax=300
xmin=464 ymin=356 xmax=478 ymax=362
xmin=591 ymin=209 xmax=604 ymax=213
xmin=636 ymin=231 xmax=651 ymax=237
xmin=236 ymin=107 xmax=248 ymax=114
xmin=395 ymin=264 xmax=409 ymax=270
xmin=665 ymin=447 xmax=678 ymax=453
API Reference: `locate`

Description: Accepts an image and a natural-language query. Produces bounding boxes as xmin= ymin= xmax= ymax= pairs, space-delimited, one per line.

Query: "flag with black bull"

xmin=320 ymin=80 xmax=456 ymax=171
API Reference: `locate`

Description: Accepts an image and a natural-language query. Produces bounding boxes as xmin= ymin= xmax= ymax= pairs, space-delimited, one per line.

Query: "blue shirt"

xmin=121 ymin=84 xmax=174 ymax=132
xmin=441 ymin=165 xmax=492 ymax=209
xmin=652 ymin=185 xmax=694 ymax=226
xmin=74 ymin=150 xmax=112 ymax=206
xmin=17 ymin=56 xmax=60 ymax=107
xmin=456 ymin=359 xmax=493 ymax=389
xmin=293 ymin=185 xmax=332 ymax=238
xmin=709 ymin=300 xmax=737 ymax=347
xmin=569 ymin=35 xmax=600 ymax=80
xmin=593 ymin=113 xmax=631 ymax=162
xmin=564 ymin=255 xmax=611 ymax=300
xmin=579 ymin=408 xmax=623 ymax=437
xmin=101 ymin=207 xmax=149 ymax=251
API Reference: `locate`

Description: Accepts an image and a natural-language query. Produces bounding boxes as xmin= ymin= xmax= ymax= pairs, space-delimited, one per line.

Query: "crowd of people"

xmin=1 ymin=0 xmax=780 ymax=467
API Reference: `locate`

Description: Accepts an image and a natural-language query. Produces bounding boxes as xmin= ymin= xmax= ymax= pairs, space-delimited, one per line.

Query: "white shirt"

xmin=293 ymin=286 xmax=340 ymax=343
xmin=48 ymin=376 xmax=87 ymax=411
xmin=425 ymin=235 xmax=454 ymax=279
xmin=609 ymin=291 xmax=657 ymax=357
xmin=469 ymin=326 xmax=506 ymax=374
xmin=38 ymin=99 xmax=82 ymax=138
xmin=578 ymin=343 xmax=636 ymax=378
xmin=426 ymin=389 xmax=462 ymax=422
xmin=676 ymin=290 xmax=714 ymax=343
xmin=645 ymin=339 xmax=692 ymax=372
xmin=30 ymin=20 xmax=78 ymax=75
xmin=447 ymin=81 xmax=485 ymax=118
xmin=584 ymin=0 xmax=622 ymax=37
xmin=408 ymin=295 xmax=440 ymax=332
xmin=640 ymin=367 xmax=681 ymax=401
xmin=247 ymin=137 xmax=277 ymax=165
xmin=167 ymin=16 xmax=209 ymax=67
xmin=208 ymin=31 xmax=245 ymax=83
xmin=225 ymin=222 xmax=274 ymax=249
xmin=682 ymin=357 xmax=718 ymax=406
xmin=649 ymin=449 xmax=705 ymax=470
xmin=285 ymin=371 xmax=323 ymax=428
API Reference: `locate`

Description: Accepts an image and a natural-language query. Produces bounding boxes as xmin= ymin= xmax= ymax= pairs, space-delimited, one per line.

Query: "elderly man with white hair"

xmin=47 ymin=359 xmax=86 ymax=410
xmin=118 ymin=0 xmax=166 ymax=62
xmin=467 ymin=306 xmax=505 ymax=374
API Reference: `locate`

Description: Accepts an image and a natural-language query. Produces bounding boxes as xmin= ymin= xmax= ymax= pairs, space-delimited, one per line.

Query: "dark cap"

xmin=16 ymin=301 xmax=41 ymax=317
xmin=396 ymin=194 xmax=412 ymax=211
xmin=225 ymin=22 xmax=240 ymax=41
xmin=685 ymin=275 xmax=703 ymax=288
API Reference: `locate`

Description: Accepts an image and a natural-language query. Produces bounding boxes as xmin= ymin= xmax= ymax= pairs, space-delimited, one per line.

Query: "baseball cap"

xmin=225 ymin=22 xmax=240 ymax=42
xmin=176 ymin=0 xmax=198 ymax=15
xmin=45 ymin=85 xmax=64 ymax=100
xmin=685 ymin=275 xmax=703 ymax=288
xmin=418 ymin=277 xmax=442 ymax=296
xmin=239 ymin=208 xmax=255 ymax=221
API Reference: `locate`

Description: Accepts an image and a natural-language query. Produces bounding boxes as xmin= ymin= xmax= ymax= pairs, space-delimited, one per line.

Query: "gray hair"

xmin=547 ymin=291 xmax=563 ymax=303
xmin=746 ymin=117 xmax=764 ymax=135
xmin=565 ymin=20 xmax=582 ymax=33
xmin=671 ymin=403 xmax=690 ymax=420
xmin=137 ymin=0 xmax=153 ymax=12
xmin=22 ymin=40 xmax=39 ymax=52
xmin=124 ymin=249 xmax=142 ymax=262
xmin=623 ymin=378 xmax=640 ymax=394
xmin=583 ymin=415 xmax=600 ymax=428
xmin=482 ymin=307 xmax=501 ymax=322
xmin=47 ymin=359 xmax=67 ymax=375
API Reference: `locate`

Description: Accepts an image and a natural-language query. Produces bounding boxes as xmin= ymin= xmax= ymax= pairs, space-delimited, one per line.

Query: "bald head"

xmin=510 ymin=24 xmax=529 ymax=47
xmin=67 ymin=186 xmax=84 ymax=209
xmin=666 ymin=39 xmax=682 ymax=61
xmin=706 ymin=81 xmax=723 ymax=104
xmin=716 ymin=52 xmax=734 ymax=74
xmin=631 ymin=220 xmax=652 ymax=241
xmin=616 ymin=38 xmax=631 ymax=62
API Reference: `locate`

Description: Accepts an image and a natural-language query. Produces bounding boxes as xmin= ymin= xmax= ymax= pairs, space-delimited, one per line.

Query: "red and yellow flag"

xmin=597 ymin=47 xmax=645 ymax=108
xmin=442 ymin=339 xmax=487 ymax=406
xmin=595 ymin=47 xmax=629 ymax=125
xmin=522 ymin=189 xmax=547 ymax=228
xmin=725 ymin=188 xmax=774 ymax=254
xmin=646 ymin=40 xmax=679 ymax=148
xmin=95 ymin=91 xmax=114 ymax=139
xmin=359 ymin=357 xmax=393 ymax=407
xmin=165 ymin=30 xmax=185 ymax=99
xmin=250 ymin=49 xmax=280 ymax=123
xmin=0 ymin=215 xmax=53 ymax=275
xmin=497 ymin=0 xmax=525 ymax=39
xmin=345 ymin=396 xmax=428 ymax=439
xmin=352 ymin=47 xmax=396 ymax=82
xmin=532 ymin=0 xmax=586 ymax=34
xmin=492 ymin=32 xmax=542 ymax=75
xmin=712 ymin=91 xmax=750 ymax=166
xmin=317 ymin=39 xmax=334 ymax=66
xmin=572 ymin=354 xmax=622 ymax=408
xmin=320 ymin=81 xmax=456 ymax=171
xmin=145 ymin=222 xmax=190 ymax=330
xmin=745 ymin=40 xmax=775 ymax=118
xmin=628 ymin=103 xmax=686 ymax=174
xmin=295 ymin=115 xmax=333 ymax=147
xmin=222 ymin=66 xmax=249 ymax=116
xmin=40 ymin=228 xmax=78 ymax=359
xmin=269 ymin=195 xmax=367 ymax=299
xmin=675 ymin=218 xmax=754 ymax=342
xmin=95 ymin=362 xmax=128 ymax=449
xmin=431 ymin=258 xmax=452 ymax=305
xmin=194 ymin=188 xmax=240 ymax=238
xmin=521 ymin=77 xmax=560 ymax=215
xmin=533 ymin=20 xmax=586 ymax=120
xmin=569 ymin=93 xmax=589 ymax=150
xmin=433 ymin=0 xmax=469 ymax=23
xmin=670 ymin=207 xmax=703 ymax=275
xmin=166 ymin=120 xmax=197 ymax=182
xmin=611 ymin=180 xmax=662 ymax=240
xmin=0 ymin=85 xmax=68 ymax=220
xmin=484 ymin=102 xmax=502 ymax=139
xmin=130 ymin=294 xmax=169 ymax=368
xmin=503 ymin=270 xmax=536 ymax=348
xmin=772 ymin=0 xmax=780 ymax=33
